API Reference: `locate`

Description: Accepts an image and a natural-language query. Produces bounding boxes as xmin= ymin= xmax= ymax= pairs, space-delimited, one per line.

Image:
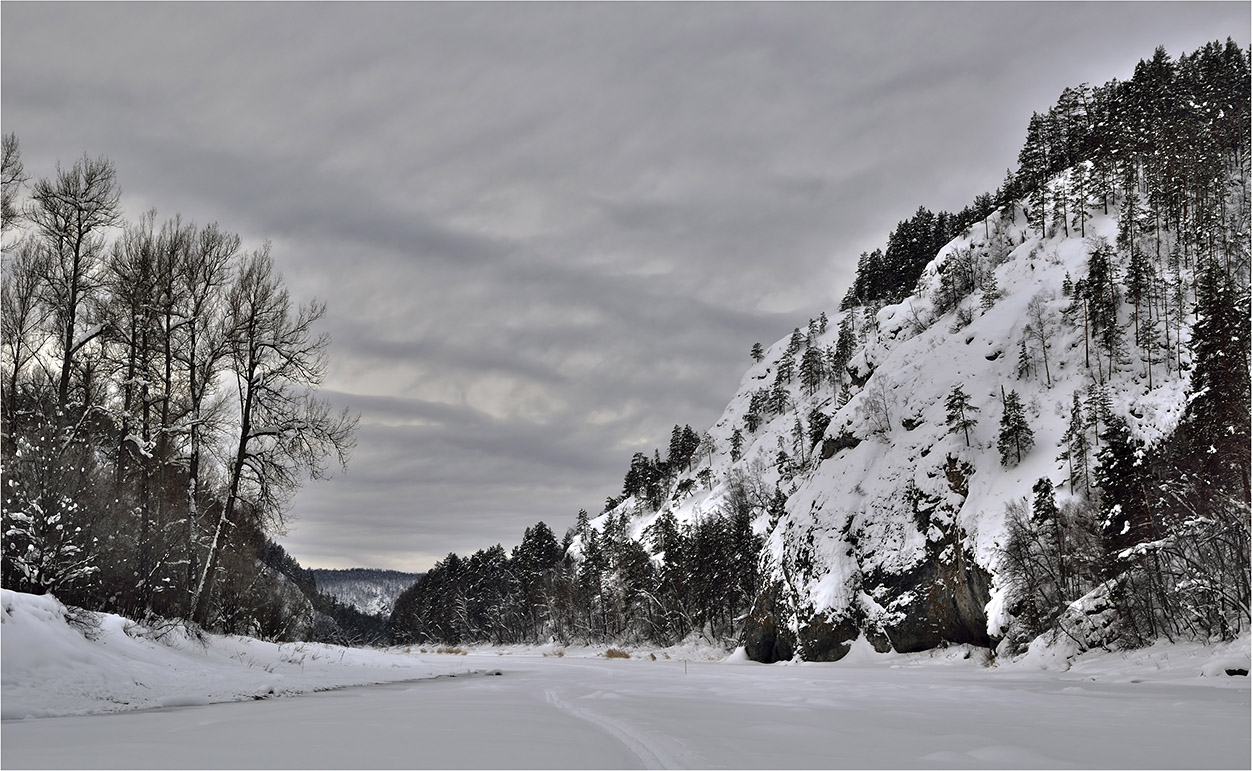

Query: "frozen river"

xmin=4 ymin=653 xmax=1249 ymax=769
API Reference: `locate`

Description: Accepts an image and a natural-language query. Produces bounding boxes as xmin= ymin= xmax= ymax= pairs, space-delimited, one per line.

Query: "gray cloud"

xmin=3 ymin=2 xmax=1246 ymax=569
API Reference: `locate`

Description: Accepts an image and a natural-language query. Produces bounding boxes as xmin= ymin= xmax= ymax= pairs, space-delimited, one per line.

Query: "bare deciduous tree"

xmin=28 ymin=154 xmax=121 ymax=410
xmin=176 ymin=222 xmax=240 ymax=610
xmin=2 ymin=133 xmax=27 ymax=232
xmin=2 ymin=240 xmax=51 ymax=436
xmin=1025 ymin=291 xmax=1054 ymax=387
xmin=192 ymin=247 xmax=357 ymax=625
xmin=859 ymin=375 xmax=894 ymax=439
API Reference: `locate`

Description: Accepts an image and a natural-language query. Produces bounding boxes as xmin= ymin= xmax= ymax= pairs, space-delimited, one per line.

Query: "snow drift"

xmin=0 ymin=588 xmax=473 ymax=720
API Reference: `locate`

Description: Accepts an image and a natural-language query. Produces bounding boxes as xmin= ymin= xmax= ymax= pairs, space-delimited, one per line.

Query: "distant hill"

xmin=311 ymin=568 xmax=422 ymax=617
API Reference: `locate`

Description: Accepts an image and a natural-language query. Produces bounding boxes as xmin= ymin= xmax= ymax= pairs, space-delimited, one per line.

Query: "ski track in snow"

xmin=544 ymin=687 xmax=676 ymax=769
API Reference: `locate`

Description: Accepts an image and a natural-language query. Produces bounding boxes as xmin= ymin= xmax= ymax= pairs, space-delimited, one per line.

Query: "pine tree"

xmin=1093 ymin=414 xmax=1155 ymax=573
xmin=807 ymin=408 xmax=832 ymax=449
xmin=776 ymin=351 xmax=794 ymax=384
xmin=1085 ymin=381 xmax=1112 ymax=447
xmin=1070 ymin=276 xmax=1092 ymax=371
xmin=1019 ymin=112 xmax=1053 ymax=236
xmin=832 ymin=315 xmax=855 ymax=382
xmin=1069 ymin=162 xmax=1092 ymax=238
xmin=1030 ymin=476 xmax=1070 ymax=596
xmin=1058 ymin=392 xmax=1091 ymax=495
xmin=730 ymin=427 xmax=743 ymax=462
xmin=786 ymin=328 xmax=805 ymax=356
xmin=1016 ymin=337 xmax=1032 ymax=380
xmin=1101 ymin=314 xmax=1126 ymax=379
xmin=750 ymin=342 xmax=764 ymax=363
xmin=1158 ymin=253 xmax=1178 ymax=375
xmin=791 ymin=415 xmax=806 ymax=464
xmin=1032 ymin=477 xmax=1059 ymax=524
xmin=775 ymin=440 xmax=791 ymax=476
xmin=836 ymin=382 xmax=852 ymax=410
xmin=623 ymin=452 xmax=652 ymax=499
xmin=818 ymin=311 xmax=829 ymax=335
xmin=973 ymin=191 xmax=995 ymax=238
xmin=651 ymin=448 xmax=669 ymax=502
xmin=767 ymin=379 xmax=790 ymax=417
xmin=1177 ymin=261 xmax=1251 ymax=498
xmin=998 ymin=168 xmax=1019 ymax=218
xmin=745 ymin=389 xmax=767 ymax=433
xmin=799 ymin=343 xmax=826 ymax=397
xmin=944 ymin=384 xmax=979 ymax=447
xmin=980 ymin=268 xmax=1000 ymax=311
xmin=998 ymin=388 xmax=1034 ymax=466
xmin=1122 ymin=229 xmax=1151 ymax=298
xmin=1124 ymin=239 xmax=1155 ymax=355
xmin=1084 ymin=237 xmax=1123 ymax=376
xmin=668 ymin=424 xmax=685 ymax=469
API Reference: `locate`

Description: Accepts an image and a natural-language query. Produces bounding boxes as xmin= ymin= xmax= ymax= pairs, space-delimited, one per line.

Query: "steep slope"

xmin=597 ymin=187 xmax=1204 ymax=660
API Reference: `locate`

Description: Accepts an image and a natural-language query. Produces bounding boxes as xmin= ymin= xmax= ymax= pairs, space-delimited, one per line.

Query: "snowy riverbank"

xmin=1 ymin=589 xmax=478 ymax=720
xmin=3 ymin=588 xmax=1248 ymax=728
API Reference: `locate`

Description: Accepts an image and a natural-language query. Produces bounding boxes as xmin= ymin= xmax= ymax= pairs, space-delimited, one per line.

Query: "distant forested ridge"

xmin=389 ymin=40 xmax=1250 ymax=658
xmin=312 ymin=568 xmax=422 ymax=617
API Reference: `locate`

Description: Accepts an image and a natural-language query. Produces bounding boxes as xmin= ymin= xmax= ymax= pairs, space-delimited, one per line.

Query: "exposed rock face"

xmin=741 ymin=451 xmax=993 ymax=661
xmin=820 ymin=431 xmax=861 ymax=460
xmin=744 ymin=546 xmax=991 ymax=662
xmin=865 ymin=454 xmax=993 ymax=652
xmin=741 ymin=584 xmax=796 ymax=663
xmin=860 ymin=540 xmax=993 ymax=653
xmin=796 ymin=614 xmax=860 ymax=661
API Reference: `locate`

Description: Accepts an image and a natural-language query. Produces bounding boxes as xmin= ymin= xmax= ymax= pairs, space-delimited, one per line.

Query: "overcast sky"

xmin=3 ymin=3 xmax=1247 ymax=571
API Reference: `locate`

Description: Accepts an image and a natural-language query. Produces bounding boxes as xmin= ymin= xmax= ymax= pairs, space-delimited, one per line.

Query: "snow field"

xmin=6 ymin=642 xmax=1250 ymax=769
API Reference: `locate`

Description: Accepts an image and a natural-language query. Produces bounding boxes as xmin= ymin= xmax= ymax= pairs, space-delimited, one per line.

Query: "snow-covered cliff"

xmin=595 ymin=180 xmax=1208 ymax=659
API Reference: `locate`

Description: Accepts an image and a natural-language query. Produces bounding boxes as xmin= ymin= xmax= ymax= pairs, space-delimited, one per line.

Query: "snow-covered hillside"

xmin=594 ymin=189 xmax=1207 ymax=661
xmin=312 ymin=568 xmax=422 ymax=617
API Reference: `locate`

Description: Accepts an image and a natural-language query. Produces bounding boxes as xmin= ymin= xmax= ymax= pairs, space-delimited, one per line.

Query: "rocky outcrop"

xmin=859 ymin=541 xmax=993 ymax=653
xmin=796 ymin=614 xmax=861 ymax=661
xmin=741 ymin=452 xmax=993 ymax=661
xmin=741 ymin=584 xmax=797 ymax=663
xmin=743 ymin=541 xmax=992 ymax=662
